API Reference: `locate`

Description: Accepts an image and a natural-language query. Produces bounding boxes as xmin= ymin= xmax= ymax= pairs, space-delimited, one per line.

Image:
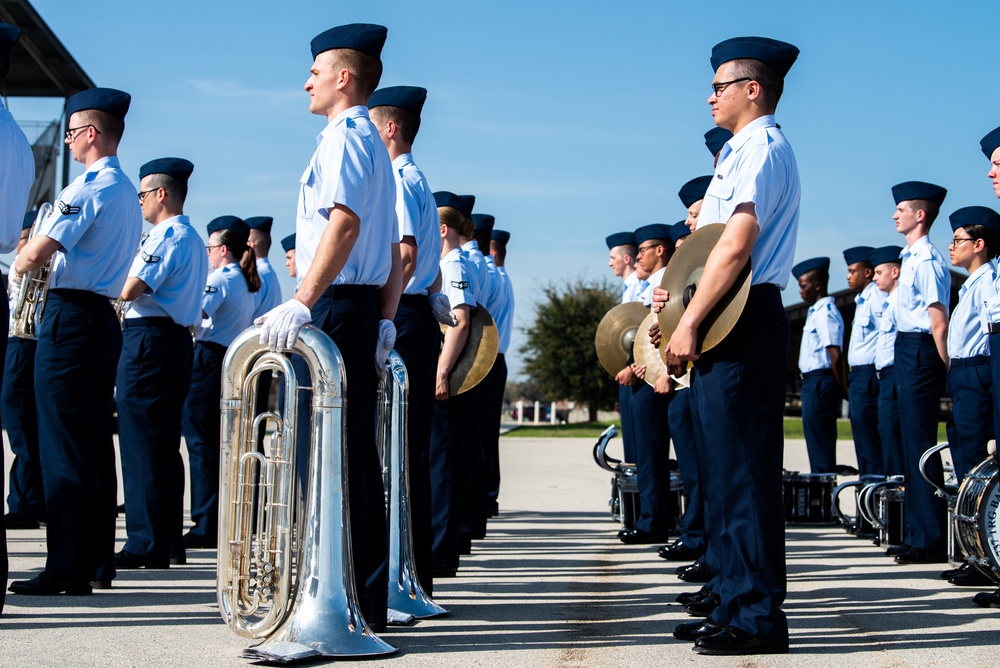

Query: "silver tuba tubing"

xmin=9 ymin=202 xmax=53 ymax=340
xmin=377 ymin=351 xmax=448 ymax=619
xmin=218 ymin=324 xmax=396 ymax=660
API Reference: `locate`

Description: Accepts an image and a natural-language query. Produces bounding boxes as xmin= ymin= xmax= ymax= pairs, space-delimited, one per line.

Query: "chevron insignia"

xmin=450 ymin=280 xmax=469 ymax=290
xmin=57 ymin=200 xmax=81 ymax=215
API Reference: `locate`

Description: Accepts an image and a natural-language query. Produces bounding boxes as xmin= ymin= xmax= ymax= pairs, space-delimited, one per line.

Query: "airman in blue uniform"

xmin=281 ymin=233 xmax=296 ymax=279
xmin=870 ymin=246 xmax=904 ymax=479
xmin=488 ymin=228 xmax=515 ymax=518
xmin=607 ymin=231 xmax=644 ymax=468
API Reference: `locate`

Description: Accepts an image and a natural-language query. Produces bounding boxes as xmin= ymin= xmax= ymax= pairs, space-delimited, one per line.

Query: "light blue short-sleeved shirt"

xmin=495 ymin=265 xmax=515 ymax=355
xmin=948 ymin=262 xmax=996 ymax=360
xmin=622 ymin=272 xmax=648 ymax=304
xmin=126 ymin=214 xmax=208 ymax=327
xmin=875 ymin=290 xmax=898 ymax=371
xmin=461 ymin=240 xmax=500 ymax=310
xmin=197 ymin=262 xmax=254 ymax=347
xmin=252 ymin=257 xmax=282 ymax=319
xmin=38 ymin=156 xmax=143 ymax=298
xmin=848 ymin=281 xmax=888 ymax=368
xmin=799 ymin=295 xmax=844 ymax=373
xmin=295 ymin=105 xmax=398 ymax=287
xmin=641 ymin=267 xmax=666 ymax=307
xmin=699 ymin=115 xmax=800 ymax=289
xmin=440 ymin=247 xmax=476 ymax=310
xmin=0 ymin=101 xmax=34 ymax=254
xmin=393 ymin=153 xmax=440 ymax=296
xmin=896 ymin=235 xmax=950 ymax=333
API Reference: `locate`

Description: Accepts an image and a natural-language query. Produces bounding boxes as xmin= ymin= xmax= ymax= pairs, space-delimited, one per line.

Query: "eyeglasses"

xmin=637 ymin=243 xmax=661 ymax=255
xmin=64 ymin=124 xmax=100 ymax=142
xmin=949 ymin=238 xmax=975 ymax=248
xmin=137 ymin=188 xmax=159 ymax=203
xmin=206 ymin=244 xmax=223 ymax=251
xmin=711 ymin=77 xmax=752 ymax=97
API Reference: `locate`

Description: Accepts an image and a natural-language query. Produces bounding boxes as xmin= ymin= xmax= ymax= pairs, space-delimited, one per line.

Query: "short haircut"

xmin=611 ymin=244 xmax=637 ymax=259
xmin=727 ymin=58 xmax=784 ymax=111
xmin=145 ymin=172 xmax=187 ymax=205
xmin=904 ymin=199 xmax=941 ymax=229
xmin=961 ymin=224 xmax=1000 ymax=260
xmin=370 ymin=105 xmax=421 ymax=145
xmin=249 ymin=228 xmax=272 ymax=256
xmin=78 ymin=108 xmax=124 ymax=144
xmin=490 ymin=239 xmax=506 ymax=262
xmin=330 ymin=48 xmax=382 ymax=100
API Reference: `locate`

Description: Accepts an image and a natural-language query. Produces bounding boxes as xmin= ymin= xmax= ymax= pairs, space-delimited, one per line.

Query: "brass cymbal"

xmin=656 ymin=223 xmax=751 ymax=363
xmin=633 ymin=312 xmax=667 ymax=388
xmin=441 ymin=303 xmax=498 ymax=395
xmin=595 ymin=302 xmax=649 ymax=377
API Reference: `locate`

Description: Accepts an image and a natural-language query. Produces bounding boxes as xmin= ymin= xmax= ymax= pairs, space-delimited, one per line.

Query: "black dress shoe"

xmin=115 ymin=549 xmax=169 ymax=569
xmin=677 ymin=562 xmax=716 ymax=583
xmin=885 ymin=543 xmax=910 ymax=556
xmin=684 ymin=593 xmax=720 ymax=616
xmin=673 ymin=619 xmax=724 ymax=641
xmin=432 ymin=565 xmax=457 ymax=578
xmin=894 ymin=547 xmax=947 ymax=564
xmin=4 ymin=512 xmax=40 ymax=530
xmin=693 ymin=626 xmax=788 ymax=655
xmin=658 ymin=540 xmax=703 ymax=561
xmin=9 ymin=573 xmax=92 ymax=596
xmin=89 ymin=579 xmax=113 ymax=590
xmin=182 ymin=532 xmax=217 ymax=549
xmin=619 ymin=529 xmax=671 ymax=545
xmin=676 ymin=587 xmax=711 ymax=605
xmin=940 ymin=566 xmax=962 ymax=579
xmin=973 ymin=588 xmax=1000 ymax=608
xmin=948 ymin=562 xmax=993 ymax=586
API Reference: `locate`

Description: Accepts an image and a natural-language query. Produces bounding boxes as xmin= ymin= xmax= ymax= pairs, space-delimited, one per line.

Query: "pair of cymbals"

xmin=441 ymin=303 xmax=498 ymax=395
xmin=595 ymin=302 xmax=648 ymax=377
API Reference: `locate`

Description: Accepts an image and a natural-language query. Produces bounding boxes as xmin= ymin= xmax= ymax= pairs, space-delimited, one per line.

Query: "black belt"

xmin=122 ymin=316 xmax=183 ymax=330
xmin=897 ymin=332 xmax=934 ymax=342
xmin=876 ymin=365 xmax=894 ymax=380
xmin=989 ymin=322 xmax=1000 ymax=335
xmin=950 ymin=355 xmax=990 ymax=368
xmin=48 ymin=288 xmax=113 ymax=307
xmin=398 ymin=293 xmax=429 ymax=307
xmin=197 ymin=340 xmax=227 ymax=355
xmin=322 ymin=284 xmax=378 ymax=300
xmin=850 ymin=364 xmax=876 ymax=373
xmin=801 ymin=368 xmax=833 ymax=379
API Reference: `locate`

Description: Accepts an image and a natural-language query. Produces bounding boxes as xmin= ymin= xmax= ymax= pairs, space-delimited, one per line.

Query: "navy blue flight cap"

xmin=711 ymin=36 xmax=799 ymax=78
xmin=457 ymin=195 xmax=476 ymax=219
xmin=669 ymin=222 xmax=691 ymax=243
xmin=492 ymin=229 xmax=510 ymax=244
xmin=950 ymin=206 xmax=1000 ymax=234
xmin=139 ymin=157 xmax=194 ymax=184
xmin=704 ymin=127 xmax=733 ymax=156
xmin=891 ymin=181 xmax=947 ymax=206
xmin=0 ymin=22 xmax=20 ymax=60
xmin=245 ymin=216 xmax=274 ymax=234
xmin=311 ymin=23 xmax=387 ymax=60
xmin=791 ymin=257 xmax=830 ymax=279
xmin=368 ymin=86 xmax=427 ymax=117
xmin=980 ymin=126 xmax=1000 ymax=159
xmin=207 ymin=215 xmax=249 ymax=239
xmin=471 ymin=213 xmax=495 ymax=235
xmin=22 ymin=210 xmax=36 ymax=231
xmin=869 ymin=246 xmax=903 ymax=267
xmin=281 ymin=233 xmax=296 ymax=253
xmin=678 ymin=176 xmax=714 ymax=208
xmin=843 ymin=246 xmax=874 ymax=266
xmin=433 ymin=191 xmax=475 ymax=219
xmin=634 ymin=224 xmax=672 ymax=245
xmin=605 ymin=232 xmax=636 ymax=249
xmin=66 ymin=87 xmax=131 ymax=120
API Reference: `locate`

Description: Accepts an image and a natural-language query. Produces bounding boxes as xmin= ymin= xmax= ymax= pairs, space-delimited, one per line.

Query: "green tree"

xmin=520 ymin=278 xmax=620 ymax=422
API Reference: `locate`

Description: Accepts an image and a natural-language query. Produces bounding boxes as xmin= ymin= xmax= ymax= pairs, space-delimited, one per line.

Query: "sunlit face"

xmin=708 ymin=62 xmax=750 ymax=132
xmin=207 ymin=231 xmax=228 ymax=270
xmin=304 ymin=51 xmax=343 ymax=117
xmin=846 ymin=262 xmax=872 ymax=292
xmin=893 ymin=202 xmax=921 ymax=236
xmin=686 ymin=199 xmax=703 ymax=231
xmin=285 ymin=249 xmax=296 ymax=278
xmin=873 ymin=263 xmax=899 ymax=292
xmin=636 ymin=241 xmax=662 ymax=273
xmin=989 ymin=147 xmax=1000 ymax=199
xmin=797 ymin=273 xmax=819 ymax=304
xmin=138 ymin=175 xmax=158 ymax=224
xmin=608 ymin=248 xmax=627 ymax=277
xmin=949 ymin=226 xmax=982 ymax=270
xmin=64 ymin=111 xmax=93 ymax=163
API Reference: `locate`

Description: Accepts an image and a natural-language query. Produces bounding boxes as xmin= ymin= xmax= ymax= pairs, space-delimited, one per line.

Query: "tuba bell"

xmin=377 ymin=350 xmax=447 ymax=619
xmin=217 ymin=324 xmax=396 ymax=661
xmin=9 ymin=202 xmax=53 ymax=340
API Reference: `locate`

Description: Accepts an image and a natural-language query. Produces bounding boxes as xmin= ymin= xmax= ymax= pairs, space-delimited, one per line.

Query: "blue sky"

xmin=6 ymin=1 xmax=1000 ymax=378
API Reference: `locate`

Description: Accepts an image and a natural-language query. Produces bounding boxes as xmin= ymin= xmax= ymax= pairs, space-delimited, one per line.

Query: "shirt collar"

xmin=961 ymin=262 xmax=994 ymax=296
xmin=444 ymin=247 xmax=462 ymax=261
xmin=462 ymin=240 xmax=479 ymax=252
xmin=318 ymin=105 xmax=369 ymax=144
xmin=903 ymin=235 xmax=931 ymax=258
xmin=809 ymin=295 xmax=834 ymax=312
xmin=720 ymin=115 xmax=776 ymax=163
xmin=392 ymin=153 xmax=414 ymax=169
xmin=85 ymin=155 xmax=120 ymax=175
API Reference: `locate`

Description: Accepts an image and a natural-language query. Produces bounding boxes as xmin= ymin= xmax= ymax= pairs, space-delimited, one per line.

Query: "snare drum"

xmin=670 ymin=473 xmax=685 ymax=528
xmin=953 ymin=456 xmax=1000 ymax=584
xmin=616 ymin=465 xmax=640 ymax=532
xmin=782 ymin=471 xmax=838 ymax=524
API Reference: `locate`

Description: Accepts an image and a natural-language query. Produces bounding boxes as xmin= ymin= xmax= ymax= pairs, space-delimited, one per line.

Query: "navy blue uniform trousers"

xmin=946 ymin=357 xmax=992 ymax=480
xmin=691 ymin=285 xmax=788 ymax=642
xmin=847 ymin=365 xmax=882 ymax=477
xmin=35 ymin=290 xmax=120 ymax=584
xmin=894 ymin=334 xmax=947 ymax=552
xmin=619 ymin=384 xmax=636 ymax=464
xmin=485 ymin=354 xmax=507 ymax=513
xmin=3 ymin=336 xmax=43 ymax=519
xmin=0 ymin=297 xmax=9 ymax=613
xmin=429 ymin=390 xmax=471 ymax=570
xmin=181 ymin=340 xmax=227 ymax=541
xmin=668 ymin=387 xmax=704 ymax=552
xmin=393 ymin=294 xmax=439 ymax=595
xmin=876 ymin=366 xmax=904 ymax=477
xmin=629 ymin=383 xmax=673 ymax=535
xmin=800 ymin=369 xmax=840 ymax=473
xmin=118 ymin=318 xmax=192 ymax=560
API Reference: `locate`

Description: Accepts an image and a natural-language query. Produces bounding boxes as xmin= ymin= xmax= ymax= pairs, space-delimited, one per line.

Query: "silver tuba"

xmin=217 ymin=324 xmax=396 ymax=661
xmin=377 ymin=351 xmax=447 ymax=619
xmin=9 ymin=202 xmax=53 ymax=340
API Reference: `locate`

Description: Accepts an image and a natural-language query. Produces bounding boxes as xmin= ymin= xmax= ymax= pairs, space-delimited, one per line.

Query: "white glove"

xmin=255 ymin=299 xmax=312 ymax=352
xmin=375 ymin=319 xmax=396 ymax=379
xmin=428 ymin=292 xmax=458 ymax=327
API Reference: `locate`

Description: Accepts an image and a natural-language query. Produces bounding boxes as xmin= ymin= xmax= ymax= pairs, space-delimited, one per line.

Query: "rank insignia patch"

xmin=204 ymin=285 xmax=219 ymax=294
xmin=450 ymin=280 xmax=469 ymax=289
xmin=141 ymin=251 xmax=161 ymax=263
xmin=57 ymin=200 xmax=81 ymax=215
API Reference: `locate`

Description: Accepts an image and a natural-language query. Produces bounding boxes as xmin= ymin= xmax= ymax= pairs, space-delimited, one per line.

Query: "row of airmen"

xmin=0 ymin=22 xmax=515 ymax=631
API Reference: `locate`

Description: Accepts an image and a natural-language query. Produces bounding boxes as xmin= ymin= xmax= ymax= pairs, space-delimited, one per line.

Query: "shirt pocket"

xmin=705 ymin=176 xmax=733 ymax=203
xmin=299 ymin=164 xmax=316 ymax=219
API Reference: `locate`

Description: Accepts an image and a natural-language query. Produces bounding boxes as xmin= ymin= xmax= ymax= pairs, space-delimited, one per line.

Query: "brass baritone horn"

xmin=377 ymin=351 xmax=447 ymax=619
xmin=9 ymin=202 xmax=53 ymax=340
xmin=217 ymin=324 xmax=396 ymax=661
